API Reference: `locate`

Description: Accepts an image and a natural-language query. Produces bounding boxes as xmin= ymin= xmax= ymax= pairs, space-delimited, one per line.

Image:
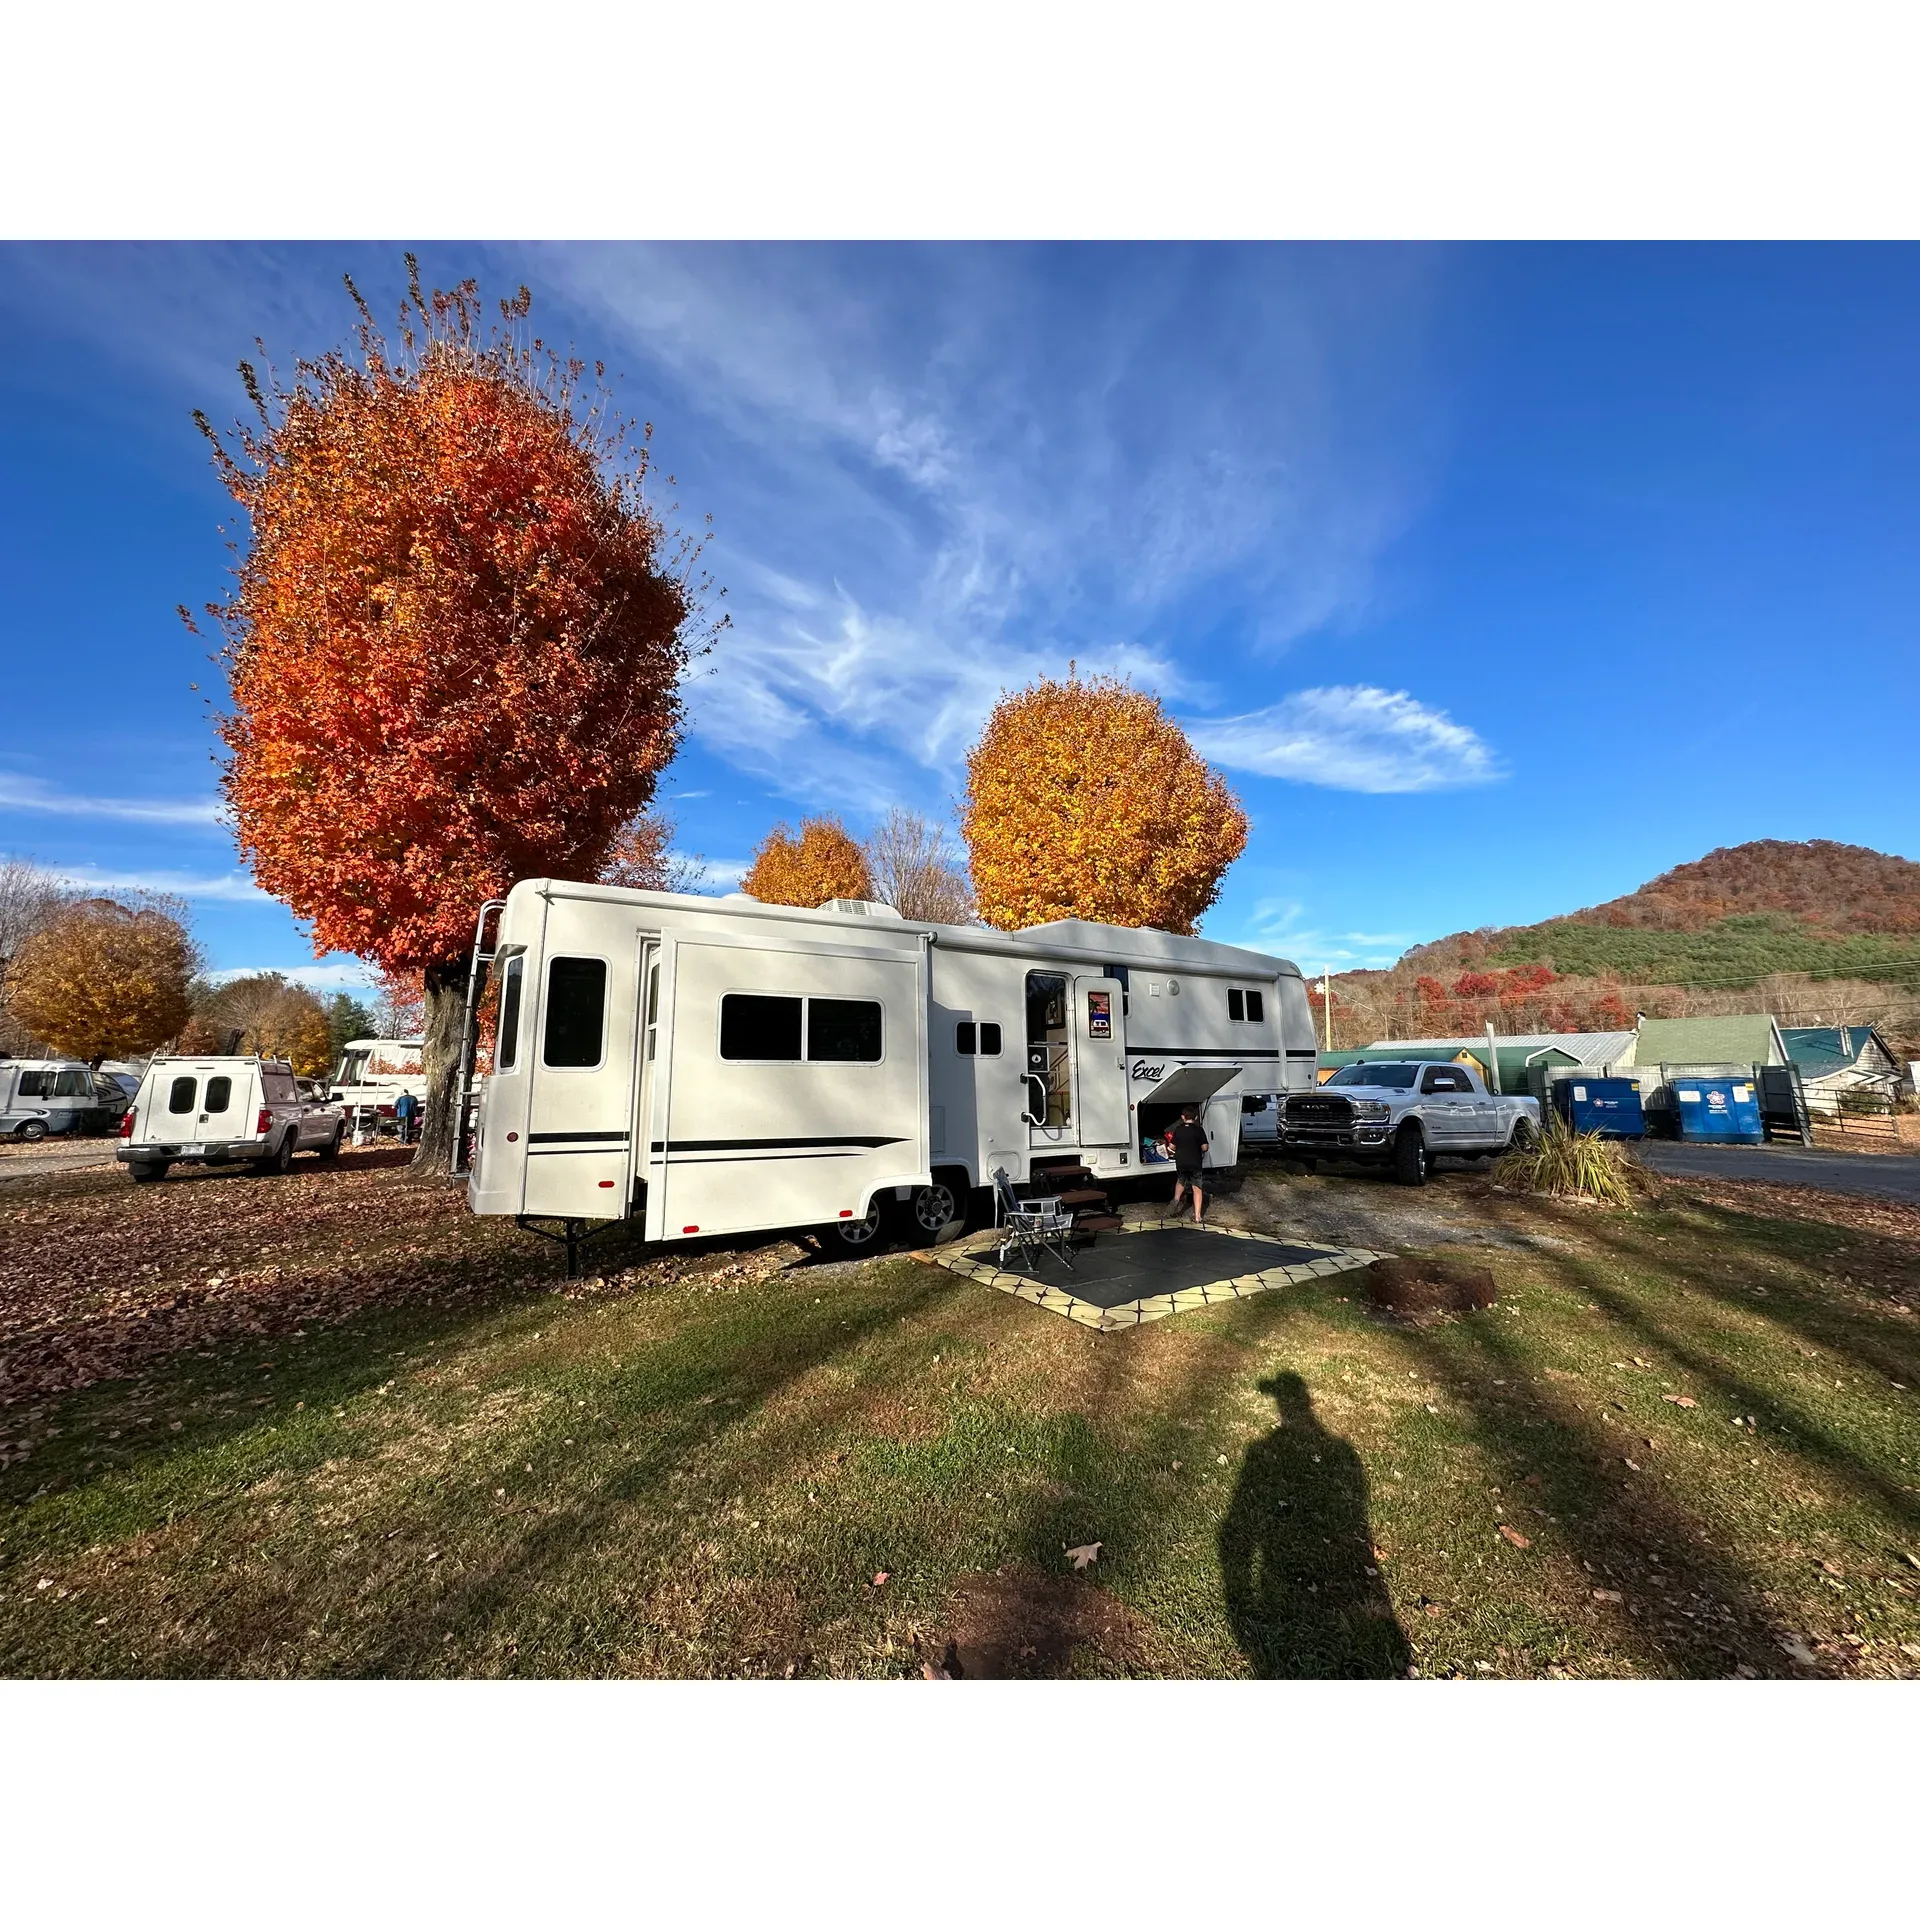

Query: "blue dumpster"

xmin=1670 ymin=1076 xmax=1763 ymax=1143
xmin=1553 ymin=1076 xmax=1645 ymax=1139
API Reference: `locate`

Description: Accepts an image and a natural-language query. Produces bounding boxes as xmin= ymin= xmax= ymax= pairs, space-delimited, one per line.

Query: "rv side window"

xmin=1228 ymin=989 xmax=1245 ymax=1020
xmin=53 ymin=1069 xmax=91 ymax=1096
xmin=168 ymin=1076 xmax=197 ymax=1114
xmin=543 ymin=956 xmax=607 ymax=1069
xmin=721 ymin=994 xmax=802 ymax=1061
xmin=496 ymin=956 xmax=524 ymax=1072
xmin=979 ymin=1022 xmax=1002 ymax=1055
xmin=204 ymin=1075 xmax=233 ymax=1114
xmin=956 ymin=1021 xmax=977 ymax=1055
xmin=808 ymin=999 xmax=882 ymax=1063
xmin=1246 ymin=990 xmax=1264 ymax=1022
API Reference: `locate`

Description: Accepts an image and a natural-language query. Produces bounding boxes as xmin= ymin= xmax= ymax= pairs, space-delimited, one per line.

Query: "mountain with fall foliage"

xmin=1403 ymin=840 xmax=1920 ymax=990
xmin=1323 ymin=840 xmax=1920 ymax=1054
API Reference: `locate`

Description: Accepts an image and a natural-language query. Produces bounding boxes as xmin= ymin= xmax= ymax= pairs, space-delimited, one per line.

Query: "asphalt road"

xmin=1636 ymin=1141 xmax=1920 ymax=1205
xmin=0 ymin=1141 xmax=118 ymax=1182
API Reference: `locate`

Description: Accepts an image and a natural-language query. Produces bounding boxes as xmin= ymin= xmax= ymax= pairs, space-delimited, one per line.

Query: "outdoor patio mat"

xmin=927 ymin=1219 xmax=1379 ymax=1334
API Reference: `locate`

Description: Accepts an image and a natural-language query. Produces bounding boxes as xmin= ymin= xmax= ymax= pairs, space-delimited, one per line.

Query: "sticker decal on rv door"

xmin=1087 ymin=989 xmax=1112 ymax=1039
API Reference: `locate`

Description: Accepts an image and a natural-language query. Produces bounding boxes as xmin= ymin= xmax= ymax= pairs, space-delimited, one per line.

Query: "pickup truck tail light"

xmin=256 ymin=1107 xmax=273 ymax=1135
xmin=118 ymin=1109 xmax=134 ymax=1138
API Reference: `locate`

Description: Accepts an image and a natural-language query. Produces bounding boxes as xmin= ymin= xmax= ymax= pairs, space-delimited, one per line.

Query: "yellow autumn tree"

xmin=2 ymin=898 xmax=198 ymax=1060
xmin=961 ymin=674 xmax=1248 ymax=934
xmin=742 ymin=816 xmax=873 ymax=908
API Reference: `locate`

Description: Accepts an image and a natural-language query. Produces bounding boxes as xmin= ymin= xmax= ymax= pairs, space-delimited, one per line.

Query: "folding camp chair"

xmin=991 ymin=1166 xmax=1076 ymax=1274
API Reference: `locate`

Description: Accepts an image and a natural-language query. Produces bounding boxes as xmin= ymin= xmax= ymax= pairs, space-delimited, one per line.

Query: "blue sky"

xmin=1 ymin=242 xmax=1915 ymax=992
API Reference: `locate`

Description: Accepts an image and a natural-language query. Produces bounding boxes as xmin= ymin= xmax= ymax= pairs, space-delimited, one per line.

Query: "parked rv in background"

xmin=329 ymin=1038 xmax=427 ymax=1133
xmin=0 ymin=1059 xmax=131 ymax=1139
xmin=462 ymin=880 xmax=1316 ymax=1252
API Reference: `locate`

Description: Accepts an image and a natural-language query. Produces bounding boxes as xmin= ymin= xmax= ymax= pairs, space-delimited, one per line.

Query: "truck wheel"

xmin=1392 ymin=1124 xmax=1429 ymax=1187
xmin=1506 ymin=1118 xmax=1537 ymax=1155
xmin=268 ymin=1131 xmax=295 ymax=1175
xmin=831 ymin=1197 xmax=884 ymax=1252
xmin=17 ymin=1120 xmax=49 ymax=1143
xmin=316 ymin=1124 xmax=342 ymax=1159
xmin=129 ymin=1162 xmax=167 ymax=1184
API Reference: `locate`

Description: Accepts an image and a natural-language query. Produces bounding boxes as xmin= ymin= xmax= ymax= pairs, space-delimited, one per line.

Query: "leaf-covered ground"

xmin=0 ymin=1153 xmax=1915 ymax=1678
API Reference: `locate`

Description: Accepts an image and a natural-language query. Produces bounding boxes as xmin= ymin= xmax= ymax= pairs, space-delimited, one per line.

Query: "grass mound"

xmin=1494 ymin=1117 xmax=1647 ymax=1206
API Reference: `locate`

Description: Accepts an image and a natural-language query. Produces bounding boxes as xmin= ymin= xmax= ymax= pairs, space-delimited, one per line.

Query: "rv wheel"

xmin=906 ymin=1176 xmax=965 ymax=1247
xmin=832 ymin=1197 xmax=884 ymax=1251
xmin=17 ymin=1120 xmax=49 ymax=1143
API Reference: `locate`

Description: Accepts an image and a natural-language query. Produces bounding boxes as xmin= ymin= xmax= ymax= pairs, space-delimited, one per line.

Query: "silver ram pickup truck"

xmin=1281 ymin=1059 xmax=1540 ymax=1186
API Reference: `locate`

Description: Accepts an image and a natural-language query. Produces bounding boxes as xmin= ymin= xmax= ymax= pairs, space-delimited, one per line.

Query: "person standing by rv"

xmin=393 ymin=1087 xmax=418 ymax=1145
xmin=1165 ymin=1103 xmax=1209 ymax=1221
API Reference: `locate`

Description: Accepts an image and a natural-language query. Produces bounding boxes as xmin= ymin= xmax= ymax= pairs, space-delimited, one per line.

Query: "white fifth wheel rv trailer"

xmin=462 ymin=880 xmax=1316 ymax=1253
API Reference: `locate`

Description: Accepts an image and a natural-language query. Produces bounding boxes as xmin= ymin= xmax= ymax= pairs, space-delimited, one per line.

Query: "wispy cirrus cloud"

xmin=204 ymin=959 xmax=378 ymax=991
xmin=1188 ymin=686 xmax=1500 ymax=794
xmin=0 ymin=773 xmax=225 ymax=827
xmin=32 ymin=862 xmax=264 ymax=902
xmin=528 ymin=242 xmax=1450 ymax=810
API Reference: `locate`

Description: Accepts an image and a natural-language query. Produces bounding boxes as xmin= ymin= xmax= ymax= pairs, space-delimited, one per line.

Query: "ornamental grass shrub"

xmin=1493 ymin=1115 xmax=1648 ymax=1207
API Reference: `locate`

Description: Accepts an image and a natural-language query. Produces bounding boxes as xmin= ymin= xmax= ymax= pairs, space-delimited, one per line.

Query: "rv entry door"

xmin=1071 ymin=974 xmax=1129 ymax=1146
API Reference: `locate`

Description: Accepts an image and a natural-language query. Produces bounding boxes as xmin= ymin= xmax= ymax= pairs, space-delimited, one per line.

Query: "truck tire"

xmin=1506 ymin=1118 xmax=1537 ymax=1155
xmin=1391 ymin=1122 xmax=1429 ymax=1187
xmin=129 ymin=1162 xmax=167 ymax=1184
xmin=266 ymin=1131 xmax=295 ymax=1175
xmin=316 ymin=1123 xmax=342 ymax=1159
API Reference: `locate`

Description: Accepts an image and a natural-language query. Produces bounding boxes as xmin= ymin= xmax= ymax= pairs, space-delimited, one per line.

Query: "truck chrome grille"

xmin=1286 ymin=1095 xmax=1352 ymax=1127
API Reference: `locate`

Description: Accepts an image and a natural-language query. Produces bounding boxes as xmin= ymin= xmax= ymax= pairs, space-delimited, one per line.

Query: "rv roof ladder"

xmin=451 ymin=898 xmax=508 ymax=1176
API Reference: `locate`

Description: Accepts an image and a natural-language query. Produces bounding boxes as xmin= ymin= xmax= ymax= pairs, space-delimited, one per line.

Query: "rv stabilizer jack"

xmin=514 ymin=1215 xmax=623 ymax=1282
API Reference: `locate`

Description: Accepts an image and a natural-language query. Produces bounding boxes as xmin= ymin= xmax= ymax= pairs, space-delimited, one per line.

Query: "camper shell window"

xmin=496 ymin=955 xmax=524 ymax=1072
xmin=167 ymin=1075 xmax=197 ymax=1114
xmin=204 ymin=1075 xmax=233 ymax=1114
xmin=542 ymin=956 xmax=607 ymax=1069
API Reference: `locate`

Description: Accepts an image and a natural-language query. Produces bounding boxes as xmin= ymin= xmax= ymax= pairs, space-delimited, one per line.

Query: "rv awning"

xmin=1141 ymin=1064 xmax=1244 ymax=1107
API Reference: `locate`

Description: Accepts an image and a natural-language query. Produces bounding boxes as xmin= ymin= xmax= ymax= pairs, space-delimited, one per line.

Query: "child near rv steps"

xmin=1165 ymin=1103 xmax=1209 ymax=1222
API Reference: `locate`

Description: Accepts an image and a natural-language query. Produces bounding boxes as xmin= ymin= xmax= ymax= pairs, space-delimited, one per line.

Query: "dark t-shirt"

xmin=1169 ymin=1119 xmax=1208 ymax=1170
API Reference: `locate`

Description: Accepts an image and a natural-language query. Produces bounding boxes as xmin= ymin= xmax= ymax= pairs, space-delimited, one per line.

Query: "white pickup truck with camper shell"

xmin=1280 ymin=1058 xmax=1539 ymax=1185
xmin=117 ymin=1055 xmax=345 ymax=1180
xmin=459 ymin=881 xmax=1320 ymax=1255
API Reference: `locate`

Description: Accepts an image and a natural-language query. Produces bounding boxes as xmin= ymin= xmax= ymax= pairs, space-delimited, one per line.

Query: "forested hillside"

xmin=1324 ymin=840 xmax=1920 ymax=1053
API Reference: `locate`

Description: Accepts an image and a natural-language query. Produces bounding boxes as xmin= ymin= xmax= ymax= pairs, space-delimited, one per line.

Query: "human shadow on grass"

xmin=1217 ymin=1372 xmax=1410 ymax=1679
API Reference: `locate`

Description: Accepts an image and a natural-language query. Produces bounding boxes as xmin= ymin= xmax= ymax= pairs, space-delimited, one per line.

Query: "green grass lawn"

xmin=1 ymin=1158 xmax=1916 ymax=1677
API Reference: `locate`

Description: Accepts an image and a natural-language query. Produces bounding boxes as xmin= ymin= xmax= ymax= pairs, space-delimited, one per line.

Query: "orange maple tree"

xmin=197 ymin=260 xmax=718 ymax=1169
xmin=960 ymin=674 xmax=1248 ymax=935
xmin=742 ymin=816 xmax=873 ymax=908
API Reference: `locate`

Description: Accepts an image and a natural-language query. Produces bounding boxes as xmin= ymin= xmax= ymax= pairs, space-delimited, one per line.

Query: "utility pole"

xmin=1323 ymin=966 xmax=1333 ymax=1051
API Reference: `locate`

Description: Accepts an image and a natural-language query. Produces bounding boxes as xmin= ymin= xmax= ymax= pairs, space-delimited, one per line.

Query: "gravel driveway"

xmin=0 ymin=1140 xmax=119 ymax=1182
xmin=1635 ymin=1141 xmax=1920 ymax=1205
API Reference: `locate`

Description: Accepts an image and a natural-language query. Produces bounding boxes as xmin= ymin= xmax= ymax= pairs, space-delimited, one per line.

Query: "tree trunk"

xmin=407 ymin=962 xmax=469 ymax=1179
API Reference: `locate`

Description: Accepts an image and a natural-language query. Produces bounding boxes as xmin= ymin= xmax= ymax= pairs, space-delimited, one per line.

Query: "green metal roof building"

xmin=1626 ymin=1016 xmax=1786 ymax=1071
